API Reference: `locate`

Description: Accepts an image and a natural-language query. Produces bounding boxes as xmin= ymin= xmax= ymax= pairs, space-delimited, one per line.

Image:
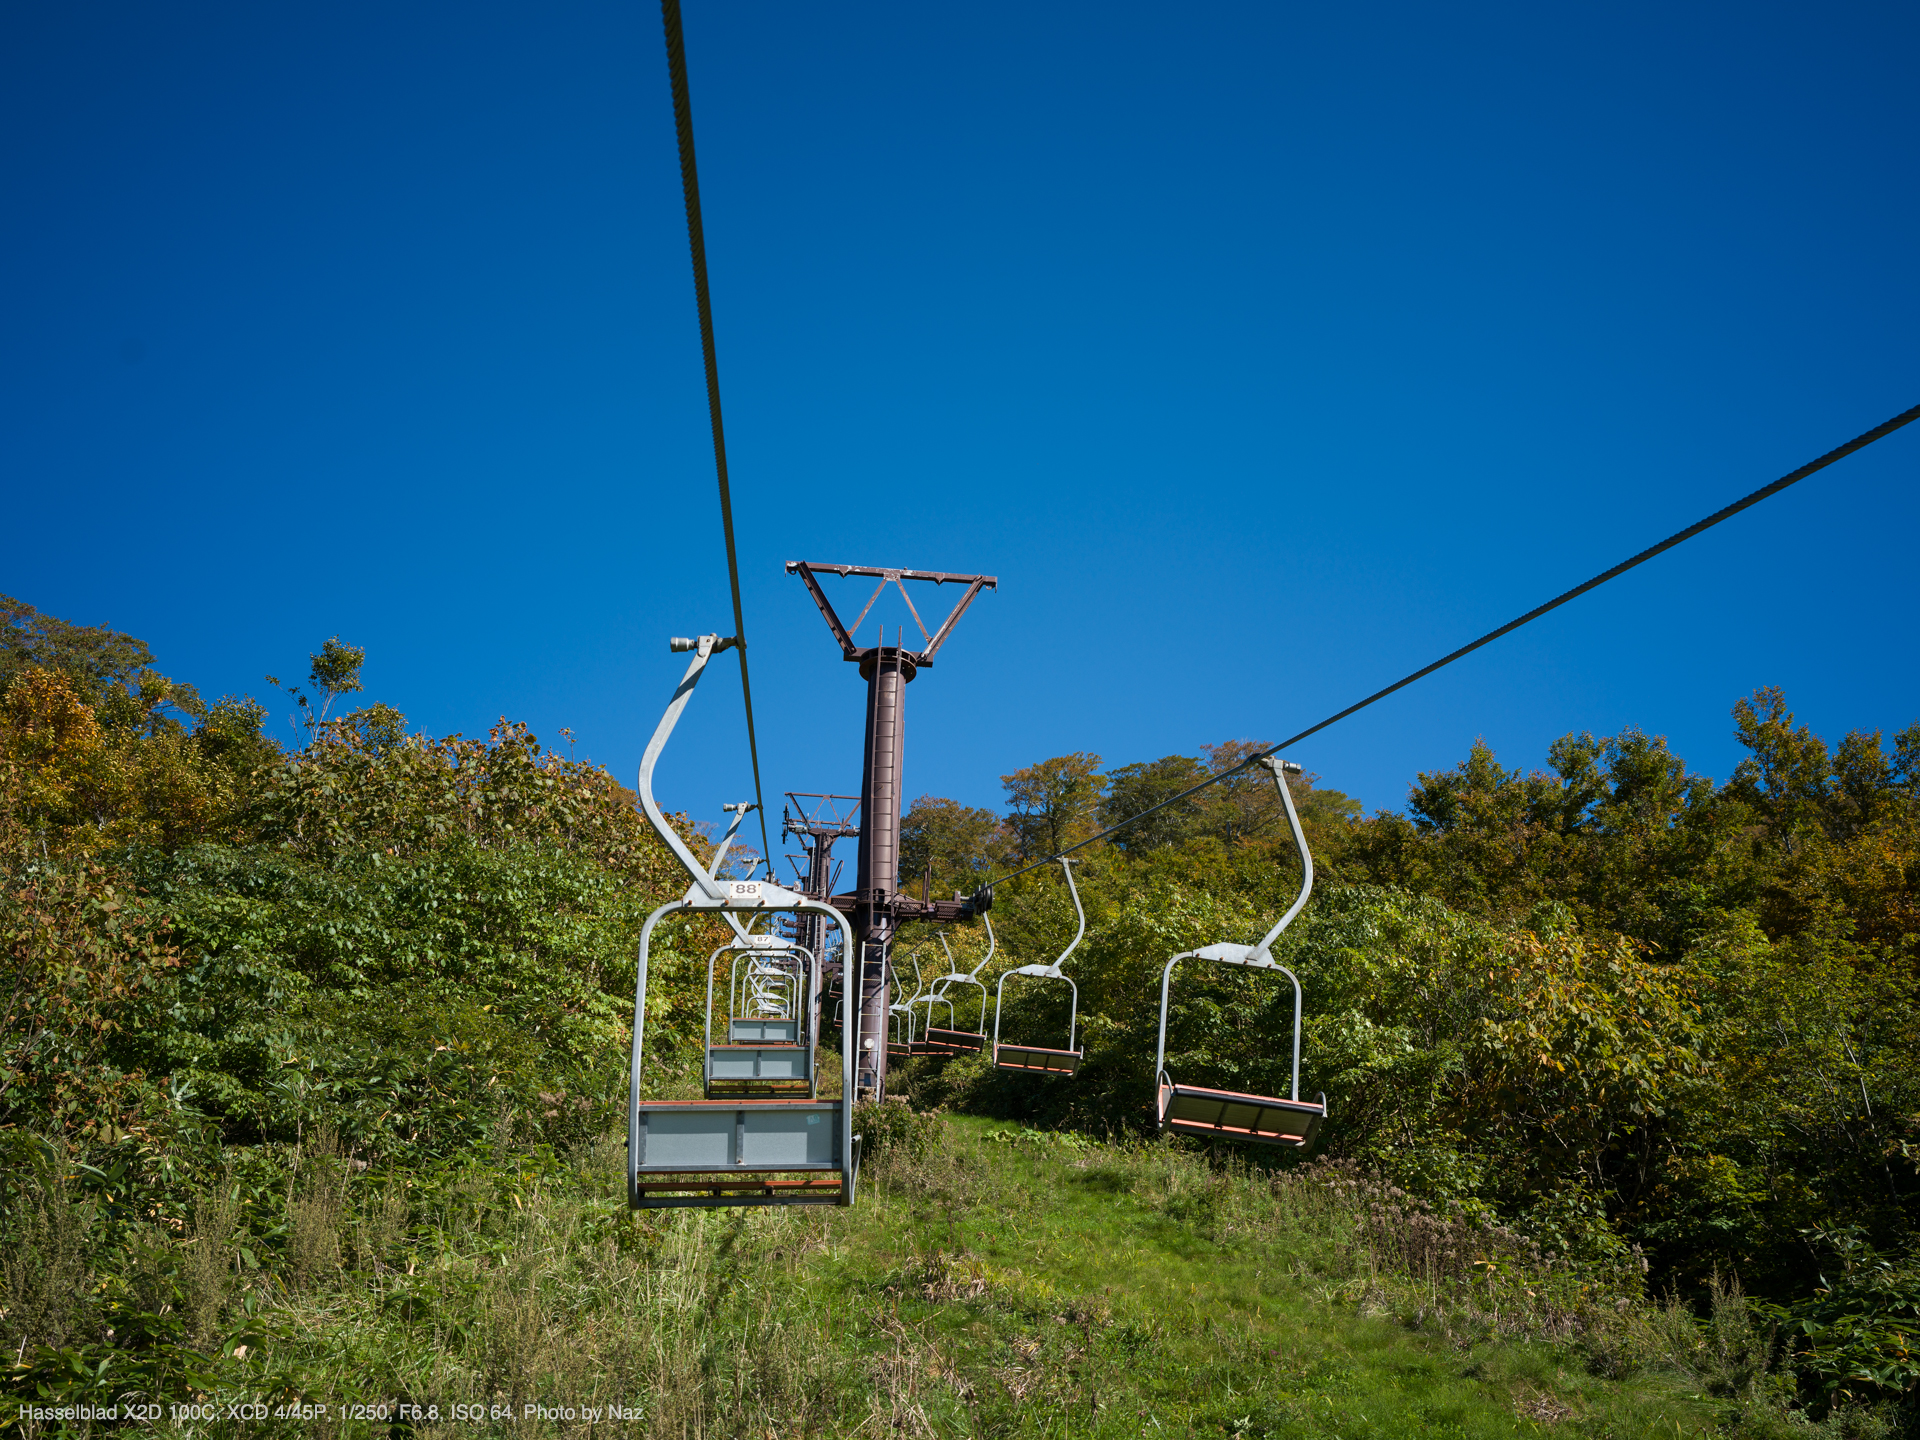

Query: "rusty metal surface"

xmin=785 ymin=561 xmax=997 ymax=668
xmin=783 ymin=793 xmax=859 ymax=983
xmin=824 ymin=893 xmax=976 ymax=921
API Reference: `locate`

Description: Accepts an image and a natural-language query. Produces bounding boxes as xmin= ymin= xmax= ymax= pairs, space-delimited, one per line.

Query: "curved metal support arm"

xmin=710 ymin=803 xmax=759 ymax=944
xmin=1054 ymin=859 xmax=1087 ymax=972
xmin=925 ymin=915 xmax=998 ymax=989
xmin=1251 ymin=757 xmax=1314 ymax=959
xmin=637 ymin=635 xmax=733 ymax=902
xmin=967 ymin=912 xmax=997 ymax=980
xmin=902 ymin=947 xmax=930 ymax=1008
xmin=709 ymin=801 xmax=754 ymax=879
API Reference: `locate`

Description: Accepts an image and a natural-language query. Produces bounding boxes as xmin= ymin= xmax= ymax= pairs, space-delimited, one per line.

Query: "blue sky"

xmin=4 ymin=1 xmax=1916 ymax=846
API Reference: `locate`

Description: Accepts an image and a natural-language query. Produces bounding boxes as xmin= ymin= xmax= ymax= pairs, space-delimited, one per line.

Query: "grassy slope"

xmin=789 ymin=1116 xmax=1711 ymax=1439
xmin=115 ymin=1114 xmax=1717 ymax=1440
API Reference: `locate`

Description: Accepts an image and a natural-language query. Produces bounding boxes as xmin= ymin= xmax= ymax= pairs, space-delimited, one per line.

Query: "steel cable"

xmin=660 ymin=0 xmax=772 ymax=867
xmin=981 ymin=400 xmax=1920 ymax=893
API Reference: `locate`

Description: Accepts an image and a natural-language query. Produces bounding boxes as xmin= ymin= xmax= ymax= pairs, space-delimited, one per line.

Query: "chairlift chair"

xmin=692 ymin=805 xmax=813 ymax=1096
xmin=1153 ymin=756 xmax=1327 ymax=1148
xmin=627 ymin=634 xmax=860 ymax=1209
xmin=704 ymin=935 xmax=815 ymax=1099
xmin=885 ymin=957 xmax=917 ymax=1061
xmin=912 ymin=922 xmax=994 ymax=1055
xmin=991 ymin=860 xmax=1087 ymax=1076
xmin=729 ymin=937 xmax=803 ymax=1034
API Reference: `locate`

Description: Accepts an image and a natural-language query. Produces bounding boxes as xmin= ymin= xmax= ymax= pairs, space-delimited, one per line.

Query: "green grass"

xmin=10 ymin=1109 xmax=1759 ymax=1439
xmin=789 ymin=1116 xmax=1715 ymax=1439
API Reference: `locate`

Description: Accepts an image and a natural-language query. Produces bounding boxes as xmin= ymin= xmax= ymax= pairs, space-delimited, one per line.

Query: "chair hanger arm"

xmin=1252 ymin=758 xmax=1314 ymax=957
xmin=637 ymin=634 xmax=736 ymax=901
xmin=964 ymin=912 xmax=997 ymax=980
xmin=708 ymin=801 xmax=757 ymax=942
xmin=1053 ymin=860 xmax=1087 ymax=972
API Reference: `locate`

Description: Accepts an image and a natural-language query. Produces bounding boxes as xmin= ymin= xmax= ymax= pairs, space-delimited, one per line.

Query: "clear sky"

xmin=5 ymin=1 xmax=1917 ymax=846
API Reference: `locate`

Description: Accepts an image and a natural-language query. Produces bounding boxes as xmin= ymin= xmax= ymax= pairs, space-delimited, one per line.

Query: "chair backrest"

xmin=992 ymin=859 xmax=1086 ymax=1057
xmin=706 ymin=938 xmax=818 ymax=1090
xmin=1153 ymin=756 xmax=1315 ymax=1102
xmin=911 ymin=928 xmax=993 ymax=1035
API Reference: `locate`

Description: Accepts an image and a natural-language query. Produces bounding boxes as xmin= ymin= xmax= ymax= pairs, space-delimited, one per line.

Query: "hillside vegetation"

xmin=1 ymin=594 xmax=1916 ymax=1436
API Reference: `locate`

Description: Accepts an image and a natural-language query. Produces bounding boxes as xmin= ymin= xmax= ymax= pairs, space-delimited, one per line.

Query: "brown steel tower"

xmin=787 ymin=562 xmax=995 ymax=1098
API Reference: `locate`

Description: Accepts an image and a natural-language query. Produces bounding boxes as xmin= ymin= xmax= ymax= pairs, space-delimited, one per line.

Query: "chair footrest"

xmin=630 ymin=1172 xmax=846 ymax=1210
xmin=632 ymin=1175 xmax=842 ymax=1194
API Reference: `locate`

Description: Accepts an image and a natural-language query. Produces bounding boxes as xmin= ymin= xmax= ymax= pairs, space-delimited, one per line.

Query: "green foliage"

xmin=1 ymin=598 xmax=1916 ymax=1433
xmin=899 ymin=794 xmax=1006 ymax=896
xmin=1758 ymin=1229 xmax=1920 ymax=1411
xmin=1002 ymin=751 xmax=1107 ymax=860
xmin=853 ymin=1097 xmax=945 ymax=1161
xmin=0 ymin=593 xmax=203 ymax=730
xmin=265 ymin=634 xmax=369 ymax=742
xmin=0 ymin=854 xmax=180 ymax=1143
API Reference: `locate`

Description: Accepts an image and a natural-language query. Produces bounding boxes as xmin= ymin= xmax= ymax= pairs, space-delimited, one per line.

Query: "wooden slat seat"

xmin=922 ymin=1027 xmax=985 ymax=1055
xmin=994 ymin=1043 xmax=1083 ymax=1076
xmin=1157 ymin=1081 xmax=1323 ymax=1148
xmin=629 ymin=1175 xmax=848 ymax=1213
xmin=705 ymin=1079 xmax=813 ymax=1097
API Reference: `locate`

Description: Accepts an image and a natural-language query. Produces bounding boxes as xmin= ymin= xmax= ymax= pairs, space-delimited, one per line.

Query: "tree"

xmin=267 ymin=636 xmax=367 ymax=741
xmin=2 ymin=594 xmax=154 ymax=702
xmin=1 ymin=593 xmax=202 ymax=732
xmin=1100 ymin=754 xmax=1208 ymax=851
xmin=899 ymin=795 xmax=1008 ymax=895
xmin=1728 ymin=687 xmax=1835 ymax=837
xmin=1001 ymin=753 xmax=1106 ymax=861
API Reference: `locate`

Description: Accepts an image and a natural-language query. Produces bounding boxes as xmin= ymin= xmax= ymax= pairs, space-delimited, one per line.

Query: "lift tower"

xmin=787 ymin=562 xmax=995 ymax=1098
xmin=781 ymin=792 xmax=859 ymax=971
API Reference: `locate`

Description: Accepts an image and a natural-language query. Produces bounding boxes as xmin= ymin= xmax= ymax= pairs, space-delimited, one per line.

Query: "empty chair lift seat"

xmin=627 ymin=632 xmax=859 ymax=1210
xmin=1157 ymin=1079 xmax=1323 ymax=1147
xmin=995 ymin=1041 xmax=1082 ymax=1075
xmin=631 ymin=1099 xmax=853 ymax=1206
xmin=1151 ymin=756 xmax=1325 ymax=1152
xmin=920 ymin=1026 xmax=986 ymax=1055
xmin=990 ymin=860 xmax=1089 ymax=1077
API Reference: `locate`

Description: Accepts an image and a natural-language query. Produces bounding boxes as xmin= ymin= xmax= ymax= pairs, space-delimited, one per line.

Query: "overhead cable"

xmin=660 ymin=0 xmax=772 ymax=866
xmin=981 ymin=399 xmax=1920 ymax=892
